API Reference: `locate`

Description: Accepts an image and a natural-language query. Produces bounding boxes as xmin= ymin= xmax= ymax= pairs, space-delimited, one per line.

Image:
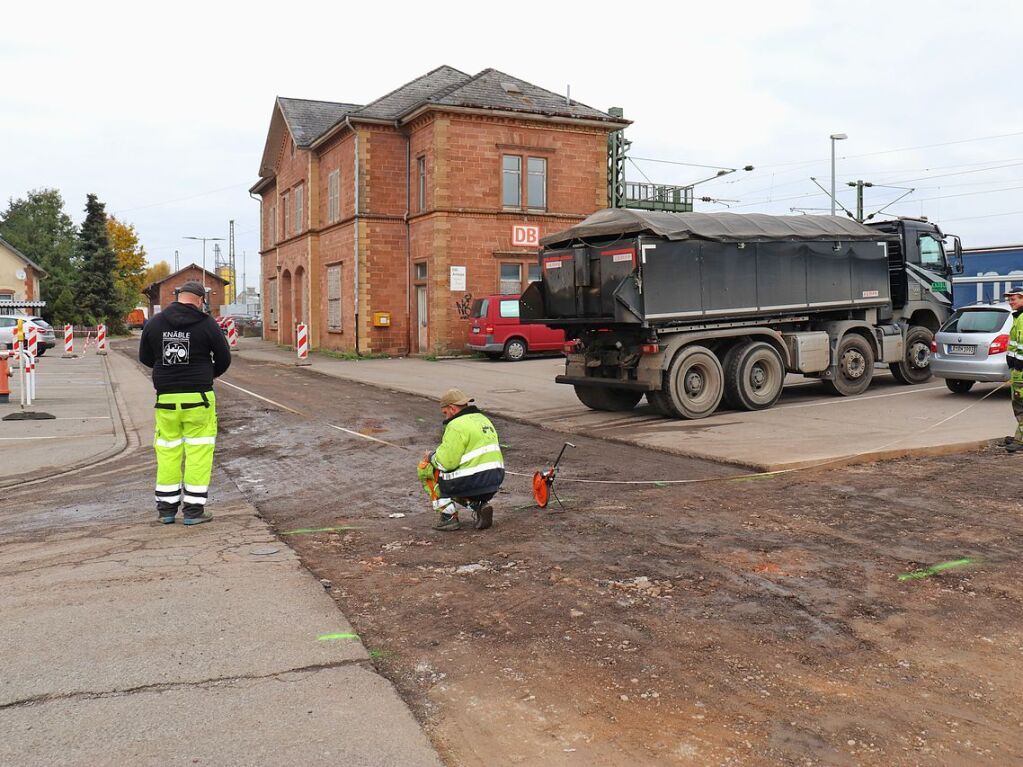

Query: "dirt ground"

xmin=147 ymin=352 xmax=1023 ymax=764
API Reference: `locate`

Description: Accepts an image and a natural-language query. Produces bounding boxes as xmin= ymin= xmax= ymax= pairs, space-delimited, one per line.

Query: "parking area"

xmin=234 ymin=338 xmax=1009 ymax=471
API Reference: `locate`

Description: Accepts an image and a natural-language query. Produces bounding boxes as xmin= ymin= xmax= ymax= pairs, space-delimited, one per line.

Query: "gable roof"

xmin=426 ymin=68 xmax=616 ymax=123
xmin=352 ymin=65 xmax=471 ymax=120
xmin=278 ymin=97 xmax=363 ymax=147
xmin=0 ymin=235 xmax=46 ymax=276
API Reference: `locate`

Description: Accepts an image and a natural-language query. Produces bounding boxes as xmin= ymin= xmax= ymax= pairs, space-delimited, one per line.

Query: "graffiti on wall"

xmin=455 ymin=292 xmax=474 ymax=320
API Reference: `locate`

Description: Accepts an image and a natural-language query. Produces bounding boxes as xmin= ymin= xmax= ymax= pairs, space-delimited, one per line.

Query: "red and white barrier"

xmin=296 ymin=323 xmax=310 ymax=366
xmin=96 ymin=324 xmax=107 ymax=356
xmin=25 ymin=325 xmax=37 ymax=401
xmin=62 ymin=324 xmax=75 ymax=358
xmin=226 ymin=318 xmax=239 ymax=351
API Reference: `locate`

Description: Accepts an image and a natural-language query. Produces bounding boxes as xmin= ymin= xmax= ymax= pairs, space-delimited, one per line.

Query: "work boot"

xmin=432 ymin=513 xmax=460 ymax=531
xmin=1002 ymin=435 xmax=1018 ymax=446
xmin=1007 ymin=441 xmax=1023 ymax=454
xmin=473 ymin=504 xmax=494 ymax=530
xmin=183 ymin=511 xmax=214 ymax=526
xmin=159 ymin=514 xmax=177 ymax=524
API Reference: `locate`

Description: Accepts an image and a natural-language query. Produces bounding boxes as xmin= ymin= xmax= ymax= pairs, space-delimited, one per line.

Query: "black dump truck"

xmin=521 ymin=209 xmax=963 ymax=419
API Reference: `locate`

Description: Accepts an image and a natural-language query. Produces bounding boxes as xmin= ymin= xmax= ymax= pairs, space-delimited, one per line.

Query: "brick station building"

xmin=251 ymin=66 xmax=628 ymax=355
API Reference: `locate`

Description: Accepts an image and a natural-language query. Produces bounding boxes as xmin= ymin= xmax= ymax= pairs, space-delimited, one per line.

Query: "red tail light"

xmin=641 ymin=343 xmax=660 ymax=354
xmin=930 ymin=338 xmax=937 ymax=353
xmin=989 ymin=334 xmax=1010 ymax=354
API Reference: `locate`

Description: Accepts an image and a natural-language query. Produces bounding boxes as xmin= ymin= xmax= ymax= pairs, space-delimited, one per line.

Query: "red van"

xmin=466 ymin=294 xmax=565 ymax=361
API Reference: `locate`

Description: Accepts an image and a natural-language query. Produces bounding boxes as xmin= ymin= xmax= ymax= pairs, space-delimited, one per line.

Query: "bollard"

xmin=96 ymin=324 xmax=107 ymax=355
xmin=0 ymin=351 xmax=10 ymax=404
xmin=62 ymin=324 xmax=75 ymax=358
xmin=296 ymin=323 xmax=311 ymax=366
xmin=26 ymin=325 xmax=38 ymax=402
xmin=227 ymin=318 xmax=239 ymax=351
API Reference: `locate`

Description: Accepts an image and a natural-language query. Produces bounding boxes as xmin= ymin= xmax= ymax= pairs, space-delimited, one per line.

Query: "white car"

xmin=0 ymin=315 xmax=57 ymax=355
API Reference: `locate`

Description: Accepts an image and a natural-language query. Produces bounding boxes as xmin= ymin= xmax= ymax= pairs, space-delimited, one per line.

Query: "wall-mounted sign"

xmin=450 ymin=265 xmax=466 ymax=291
xmin=512 ymin=225 xmax=540 ymax=248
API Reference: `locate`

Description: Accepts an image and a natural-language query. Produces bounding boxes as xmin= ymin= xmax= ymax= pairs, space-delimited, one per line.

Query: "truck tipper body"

xmin=521 ymin=209 xmax=962 ymax=418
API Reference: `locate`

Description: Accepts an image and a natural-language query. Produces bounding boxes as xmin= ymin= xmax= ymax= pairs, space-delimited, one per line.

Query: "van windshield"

xmin=471 ymin=298 xmax=488 ymax=319
xmin=941 ymin=308 xmax=1009 ymax=334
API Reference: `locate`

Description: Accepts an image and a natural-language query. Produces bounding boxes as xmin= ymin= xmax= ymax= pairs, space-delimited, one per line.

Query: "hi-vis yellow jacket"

xmin=431 ymin=406 xmax=505 ymax=497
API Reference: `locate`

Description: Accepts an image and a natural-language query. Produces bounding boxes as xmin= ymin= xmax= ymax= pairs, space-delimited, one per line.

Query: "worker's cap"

xmin=1004 ymin=286 xmax=1023 ymax=297
xmin=440 ymin=388 xmax=474 ymax=407
xmin=176 ymin=281 xmax=206 ymax=298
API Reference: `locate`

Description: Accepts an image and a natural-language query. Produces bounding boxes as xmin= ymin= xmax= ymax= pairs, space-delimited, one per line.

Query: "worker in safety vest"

xmin=1005 ymin=286 xmax=1023 ymax=453
xmin=418 ymin=388 xmax=505 ymax=531
xmin=139 ymin=281 xmax=231 ymax=524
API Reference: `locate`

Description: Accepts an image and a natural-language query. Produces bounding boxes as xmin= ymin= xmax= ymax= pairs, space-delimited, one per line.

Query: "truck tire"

xmin=574 ymin=385 xmax=643 ymax=412
xmin=723 ymin=341 xmax=785 ymax=411
xmin=663 ymin=346 xmax=724 ymax=419
xmin=889 ymin=326 xmax=934 ymax=385
xmin=945 ymin=378 xmax=975 ymax=394
xmin=503 ymin=338 xmax=527 ymax=361
xmin=824 ymin=334 xmax=875 ymax=396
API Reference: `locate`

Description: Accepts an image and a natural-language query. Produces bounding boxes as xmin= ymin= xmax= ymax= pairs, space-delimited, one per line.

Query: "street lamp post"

xmin=829 ymin=133 xmax=847 ymax=216
xmin=183 ymin=235 xmax=224 ymax=295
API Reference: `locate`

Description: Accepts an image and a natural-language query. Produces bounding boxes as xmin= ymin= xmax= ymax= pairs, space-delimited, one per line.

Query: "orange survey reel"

xmin=532 ymin=442 xmax=575 ymax=509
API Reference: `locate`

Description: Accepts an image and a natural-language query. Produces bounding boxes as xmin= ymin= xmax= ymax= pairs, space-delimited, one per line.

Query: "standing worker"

xmin=1006 ymin=286 xmax=1023 ymax=453
xmin=418 ymin=388 xmax=505 ymax=531
xmin=139 ymin=281 xmax=231 ymax=524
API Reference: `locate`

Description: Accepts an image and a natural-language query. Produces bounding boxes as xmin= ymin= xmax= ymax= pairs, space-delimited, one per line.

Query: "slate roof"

xmin=352 ymin=65 xmax=471 ymax=121
xmin=428 ymin=68 xmax=616 ymax=122
xmin=277 ymin=98 xmax=362 ymax=147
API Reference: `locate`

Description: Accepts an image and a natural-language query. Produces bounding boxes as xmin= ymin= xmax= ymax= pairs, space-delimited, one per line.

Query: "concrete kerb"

xmin=0 ymin=355 xmax=132 ymax=491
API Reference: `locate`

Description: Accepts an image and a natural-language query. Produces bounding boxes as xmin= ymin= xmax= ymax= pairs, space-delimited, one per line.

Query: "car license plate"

xmin=472 ymin=327 xmax=480 ymax=334
xmin=948 ymin=344 xmax=975 ymax=354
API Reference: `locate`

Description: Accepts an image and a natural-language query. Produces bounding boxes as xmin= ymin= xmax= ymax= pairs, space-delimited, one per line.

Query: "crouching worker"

xmin=418 ymin=388 xmax=505 ymax=531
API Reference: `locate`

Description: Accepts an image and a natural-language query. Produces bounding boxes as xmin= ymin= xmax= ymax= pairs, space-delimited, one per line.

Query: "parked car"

xmin=466 ymin=294 xmax=565 ymax=361
xmin=930 ymin=302 xmax=1012 ymax=393
xmin=0 ymin=315 xmax=57 ymax=354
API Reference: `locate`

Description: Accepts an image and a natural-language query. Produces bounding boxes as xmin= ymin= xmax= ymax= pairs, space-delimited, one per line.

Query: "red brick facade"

xmin=143 ymin=265 xmax=229 ymax=319
xmin=255 ymin=75 xmax=623 ymax=355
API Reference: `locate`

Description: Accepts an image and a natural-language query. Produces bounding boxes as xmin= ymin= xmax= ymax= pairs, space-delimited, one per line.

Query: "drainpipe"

xmin=353 ymin=129 xmax=360 ymax=354
xmin=402 ymin=122 xmax=412 ymax=355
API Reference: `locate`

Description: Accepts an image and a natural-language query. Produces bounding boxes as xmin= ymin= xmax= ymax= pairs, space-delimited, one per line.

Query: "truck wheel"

xmin=889 ymin=326 xmax=934 ymax=385
xmin=724 ymin=341 xmax=785 ymax=411
xmin=663 ymin=346 xmax=724 ymax=419
xmin=824 ymin=334 xmax=875 ymax=396
xmin=574 ymin=386 xmax=643 ymax=412
xmin=503 ymin=338 xmax=527 ymax=361
xmin=945 ymin=378 xmax=975 ymax=394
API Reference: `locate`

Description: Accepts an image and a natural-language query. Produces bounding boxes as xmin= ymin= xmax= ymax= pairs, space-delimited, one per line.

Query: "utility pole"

xmin=829 ymin=133 xmax=848 ymax=216
xmin=846 ymin=180 xmax=874 ymax=223
xmin=183 ymin=235 xmax=224 ymax=294
xmin=174 ymin=249 xmax=179 ymax=272
xmin=228 ymin=220 xmax=237 ymax=304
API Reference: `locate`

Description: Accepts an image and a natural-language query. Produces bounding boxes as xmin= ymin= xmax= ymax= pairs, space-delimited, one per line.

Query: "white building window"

xmin=294 ymin=185 xmax=304 ymax=235
xmin=527 ymin=157 xmax=547 ymax=210
xmin=328 ymin=171 xmax=340 ymax=224
xmin=267 ymin=204 xmax=277 ymax=246
xmin=327 ymin=264 xmax=342 ymax=331
xmin=267 ymin=278 xmax=278 ymax=328
xmin=502 ymin=155 xmax=521 ymax=207
xmin=499 ymin=263 xmax=522 ymax=295
xmin=282 ymin=193 xmax=290 ymax=239
xmin=417 ymin=156 xmax=426 ymax=212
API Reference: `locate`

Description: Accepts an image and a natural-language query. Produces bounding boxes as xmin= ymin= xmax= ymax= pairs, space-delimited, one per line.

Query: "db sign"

xmin=512 ymin=225 xmax=540 ymax=248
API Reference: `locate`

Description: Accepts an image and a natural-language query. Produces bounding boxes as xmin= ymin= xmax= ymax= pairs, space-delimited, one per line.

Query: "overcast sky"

xmin=3 ymin=0 xmax=1021 ymax=288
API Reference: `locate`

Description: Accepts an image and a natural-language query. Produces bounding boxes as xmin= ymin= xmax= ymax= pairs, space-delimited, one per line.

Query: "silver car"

xmin=0 ymin=315 xmax=57 ymax=354
xmin=930 ymin=302 xmax=1012 ymax=393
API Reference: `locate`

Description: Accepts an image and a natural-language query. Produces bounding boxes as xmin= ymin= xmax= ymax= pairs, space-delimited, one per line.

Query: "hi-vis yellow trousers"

xmin=153 ymin=391 xmax=217 ymax=516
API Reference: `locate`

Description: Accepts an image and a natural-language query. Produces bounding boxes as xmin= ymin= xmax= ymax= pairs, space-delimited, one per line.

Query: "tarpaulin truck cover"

xmin=540 ymin=209 xmax=898 ymax=247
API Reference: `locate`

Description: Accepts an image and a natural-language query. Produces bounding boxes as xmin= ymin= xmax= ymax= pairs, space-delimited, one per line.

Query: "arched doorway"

xmin=280 ymin=269 xmax=293 ymax=346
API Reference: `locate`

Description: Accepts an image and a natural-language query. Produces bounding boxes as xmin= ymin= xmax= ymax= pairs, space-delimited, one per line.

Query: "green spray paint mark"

xmin=317 ymin=632 xmax=361 ymax=641
xmin=653 ymin=481 xmax=669 ymax=487
xmin=282 ymin=526 xmax=355 ymax=535
xmin=368 ymin=648 xmax=385 ymax=659
xmin=898 ymin=558 xmax=976 ymax=582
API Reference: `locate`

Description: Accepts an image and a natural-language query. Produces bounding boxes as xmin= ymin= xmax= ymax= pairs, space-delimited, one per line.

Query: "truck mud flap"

xmin=555 ymin=375 xmax=648 ymax=391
